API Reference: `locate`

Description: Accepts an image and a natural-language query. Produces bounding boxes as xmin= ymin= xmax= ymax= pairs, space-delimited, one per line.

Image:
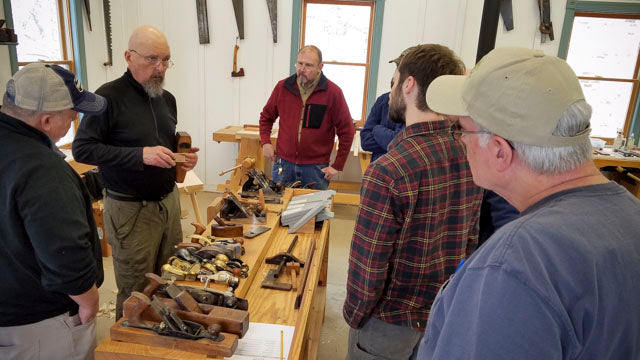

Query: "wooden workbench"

xmin=593 ymin=153 xmax=640 ymax=170
xmin=213 ymin=125 xmax=363 ymax=206
xmin=95 ymin=188 xmax=330 ymax=359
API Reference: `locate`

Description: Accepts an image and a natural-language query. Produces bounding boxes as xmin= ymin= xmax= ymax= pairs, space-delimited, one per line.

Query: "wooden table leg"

xmin=189 ymin=191 xmax=202 ymax=225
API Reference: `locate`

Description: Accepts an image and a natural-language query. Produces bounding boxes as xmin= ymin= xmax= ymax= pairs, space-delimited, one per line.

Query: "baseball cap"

xmin=389 ymin=45 xmax=419 ymax=66
xmin=426 ymin=47 xmax=589 ymax=147
xmin=5 ymin=62 xmax=106 ymax=115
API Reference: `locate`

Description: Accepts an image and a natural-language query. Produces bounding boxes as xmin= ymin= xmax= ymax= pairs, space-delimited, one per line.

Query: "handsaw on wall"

xmin=103 ymin=0 xmax=113 ymax=66
xmin=196 ymin=0 xmax=210 ymax=44
xmin=83 ymin=0 xmax=92 ymax=31
xmin=232 ymin=0 xmax=244 ymax=40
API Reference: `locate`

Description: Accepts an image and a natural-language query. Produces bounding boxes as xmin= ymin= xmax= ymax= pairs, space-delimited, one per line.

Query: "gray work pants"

xmin=346 ymin=317 xmax=423 ymax=360
xmin=104 ymin=187 xmax=182 ymax=319
xmin=0 ymin=312 xmax=96 ymax=360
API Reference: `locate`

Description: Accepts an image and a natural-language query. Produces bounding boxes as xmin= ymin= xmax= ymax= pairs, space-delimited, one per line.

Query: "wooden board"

xmin=95 ymin=337 xmax=213 ymax=360
xmin=69 ymin=160 xmax=97 ymax=176
xmin=110 ymin=319 xmax=237 ymax=357
xmin=593 ymin=154 xmax=640 ymax=169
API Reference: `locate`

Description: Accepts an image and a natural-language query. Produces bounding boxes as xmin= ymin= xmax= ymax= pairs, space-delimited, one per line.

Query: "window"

xmin=559 ymin=2 xmax=640 ymax=142
xmin=301 ymin=0 xmax=376 ymax=124
xmin=10 ymin=0 xmax=78 ymax=145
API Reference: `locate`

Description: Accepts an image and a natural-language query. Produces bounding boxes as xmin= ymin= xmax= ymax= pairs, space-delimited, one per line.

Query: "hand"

xmin=181 ymin=146 xmax=200 ymax=171
xmin=69 ymin=284 xmax=99 ymax=325
xmin=77 ymin=303 xmax=98 ymax=325
xmin=320 ymin=166 xmax=339 ymax=180
xmin=143 ymin=146 xmax=175 ymax=168
xmin=262 ymin=144 xmax=275 ymax=162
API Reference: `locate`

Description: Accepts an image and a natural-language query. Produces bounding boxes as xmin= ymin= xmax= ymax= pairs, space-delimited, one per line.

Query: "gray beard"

xmin=142 ymin=78 xmax=165 ymax=98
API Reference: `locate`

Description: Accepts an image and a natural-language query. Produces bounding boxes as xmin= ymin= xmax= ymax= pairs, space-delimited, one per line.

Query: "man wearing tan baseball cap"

xmin=417 ymin=47 xmax=640 ymax=359
xmin=0 ymin=63 xmax=106 ymax=360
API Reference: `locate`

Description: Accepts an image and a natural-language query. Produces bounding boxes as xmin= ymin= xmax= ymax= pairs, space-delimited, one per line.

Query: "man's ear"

xmin=403 ymin=76 xmax=415 ymax=95
xmin=491 ymin=136 xmax=514 ymax=172
xmin=36 ymin=113 xmax=54 ymax=133
xmin=318 ymin=63 xmax=323 ymax=71
xmin=124 ymin=50 xmax=133 ymax=66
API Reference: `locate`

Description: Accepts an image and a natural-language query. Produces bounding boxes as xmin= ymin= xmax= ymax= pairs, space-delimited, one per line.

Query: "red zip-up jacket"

xmin=259 ymin=73 xmax=355 ymax=170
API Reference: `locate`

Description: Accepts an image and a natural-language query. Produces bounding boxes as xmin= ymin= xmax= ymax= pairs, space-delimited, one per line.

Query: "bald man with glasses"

xmin=73 ymin=25 xmax=199 ymax=320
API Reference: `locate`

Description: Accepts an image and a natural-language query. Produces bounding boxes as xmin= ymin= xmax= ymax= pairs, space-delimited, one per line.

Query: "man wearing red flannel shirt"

xmin=343 ymin=44 xmax=483 ymax=359
xmin=259 ymin=45 xmax=355 ymax=190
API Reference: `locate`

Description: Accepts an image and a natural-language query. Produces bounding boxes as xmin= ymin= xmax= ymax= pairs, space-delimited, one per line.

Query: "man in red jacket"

xmin=259 ymin=45 xmax=355 ymax=190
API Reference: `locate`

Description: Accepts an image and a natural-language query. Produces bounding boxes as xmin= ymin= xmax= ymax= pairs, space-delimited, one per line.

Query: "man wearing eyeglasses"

xmin=73 ymin=25 xmax=199 ymax=320
xmin=259 ymin=45 xmax=354 ymax=190
xmin=418 ymin=47 xmax=640 ymax=359
xmin=343 ymin=44 xmax=482 ymax=359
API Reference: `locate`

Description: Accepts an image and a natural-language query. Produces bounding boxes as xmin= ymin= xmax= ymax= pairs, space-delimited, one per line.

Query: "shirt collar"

xmin=389 ymin=119 xmax=451 ymax=149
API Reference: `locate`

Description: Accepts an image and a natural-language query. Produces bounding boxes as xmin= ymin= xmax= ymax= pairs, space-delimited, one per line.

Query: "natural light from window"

xmin=304 ymin=2 xmax=373 ymax=122
xmin=566 ymin=15 xmax=640 ymax=138
xmin=11 ymin=0 xmax=63 ymax=62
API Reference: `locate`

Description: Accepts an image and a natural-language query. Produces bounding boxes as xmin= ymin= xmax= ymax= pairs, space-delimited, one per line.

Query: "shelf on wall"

xmin=0 ymin=42 xmax=18 ymax=45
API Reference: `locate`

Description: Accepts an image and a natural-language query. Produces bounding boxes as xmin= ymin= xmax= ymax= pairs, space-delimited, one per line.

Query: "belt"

xmin=105 ymin=189 xmax=143 ymax=202
xmin=105 ymin=189 xmax=172 ymax=202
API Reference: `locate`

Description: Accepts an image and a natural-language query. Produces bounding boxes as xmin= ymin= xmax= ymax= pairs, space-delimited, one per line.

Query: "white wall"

xmin=374 ymin=0 xmax=567 ymax=100
xmin=1 ymin=0 xmax=572 ymax=186
xmin=81 ymin=0 xmax=294 ymax=188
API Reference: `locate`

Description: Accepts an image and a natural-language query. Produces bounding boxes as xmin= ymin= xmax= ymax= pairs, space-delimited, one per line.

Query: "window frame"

xmin=291 ymin=0 xmax=385 ymax=126
xmin=558 ymin=1 xmax=640 ymax=142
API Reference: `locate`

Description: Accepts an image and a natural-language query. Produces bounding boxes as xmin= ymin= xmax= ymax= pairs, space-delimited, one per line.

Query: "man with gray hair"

xmin=418 ymin=47 xmax=640 ymax=359
xmin=0 ymin=63 xmax=106 ymax=359
xmin=73 ymin=25 xmax=199 ymax=320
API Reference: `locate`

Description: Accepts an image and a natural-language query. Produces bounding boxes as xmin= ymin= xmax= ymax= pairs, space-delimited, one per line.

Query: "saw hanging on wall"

xmin=231 ymin=0 xmax=244 ymax=40
xmin=538 ymin=0 xmax=554 ymax=43
xmin=83 ymin=0 xmax=92 ymax=31
xmin=103 ymin=0 xmax=113 ymax=66
xmin=266 ymin=0 xmax=277 ymax=43
xmin=196 ymin=0 xmax=210 ymax=44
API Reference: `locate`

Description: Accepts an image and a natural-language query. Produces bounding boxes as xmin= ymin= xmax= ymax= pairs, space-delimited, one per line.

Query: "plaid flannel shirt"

xmin=343 ymin=120 xmax=482 ymax=331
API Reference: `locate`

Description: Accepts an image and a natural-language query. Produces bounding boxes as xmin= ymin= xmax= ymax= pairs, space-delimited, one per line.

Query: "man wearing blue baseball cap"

xmin=0 ymin=62 xmax=106 ymax=360
xmin=418 ymin=47 xmax=640 ymax=359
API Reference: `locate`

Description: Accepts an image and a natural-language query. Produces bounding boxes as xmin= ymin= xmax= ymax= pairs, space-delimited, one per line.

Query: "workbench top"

xmin=95 ymin=188 xmax=330 ymax=360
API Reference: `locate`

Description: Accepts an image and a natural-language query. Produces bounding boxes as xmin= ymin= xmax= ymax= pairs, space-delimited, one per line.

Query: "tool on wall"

xmin=266 ymin=0 xmax=277 ymax=43
xmin=196 ymin=0 xmax=210 ymax=44
xmin=538 ymin=0 xmax=554 ymax=42
xmin=231 ymin=39 xmax=245 ymax=77
xmin=103 ymin=0 xmax=113 ymax=66
xmin=0 ymin=20 xmax=18 ymax=43
xmin=500 ymin=0 xmax=513 ymax=31
xmin=231 ymin=0 xmax=244 ymax=39
xmin=83 ymin=0 xmax=92 ymax=31
xmin=476 ymin=0 xmax=500 ymax=63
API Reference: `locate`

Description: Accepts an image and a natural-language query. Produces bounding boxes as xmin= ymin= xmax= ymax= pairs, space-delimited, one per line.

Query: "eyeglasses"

xmin=130 ymin=49 xmax=174 ymax=68
xmin=295 ymin=62 xmax=317 ymax=70
xmin=449 ymin=121 xmax=493 ymax=140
